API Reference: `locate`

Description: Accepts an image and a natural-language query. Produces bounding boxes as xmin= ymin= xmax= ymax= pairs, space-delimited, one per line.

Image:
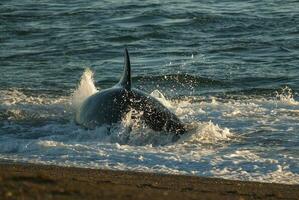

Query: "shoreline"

xmin=1 ymin=163 xmax=299 ymax=199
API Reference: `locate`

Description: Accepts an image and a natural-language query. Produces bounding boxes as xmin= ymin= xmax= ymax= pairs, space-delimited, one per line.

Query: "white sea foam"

xmin=187 ymin=121 xmax=234 ymax=143
xmin=0 ymin=89 xmax=70 ymax=123
xmin=0 ymin=71 xmax=299 ymax=184
xmin=0 ymin=89 xmax=68 ymax=106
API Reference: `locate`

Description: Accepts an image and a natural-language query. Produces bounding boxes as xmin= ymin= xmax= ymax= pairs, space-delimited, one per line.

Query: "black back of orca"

xmin=75 ymin=49 xmax=186 ymax=135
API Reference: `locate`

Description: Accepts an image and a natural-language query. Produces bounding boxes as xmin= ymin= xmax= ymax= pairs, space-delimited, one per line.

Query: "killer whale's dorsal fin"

xmin=118 ymin=48 xmax=131 ymax=90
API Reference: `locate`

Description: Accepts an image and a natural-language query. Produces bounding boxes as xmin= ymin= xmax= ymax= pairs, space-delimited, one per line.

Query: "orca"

xmin=75 ymin=49 xmax=186 ymax=138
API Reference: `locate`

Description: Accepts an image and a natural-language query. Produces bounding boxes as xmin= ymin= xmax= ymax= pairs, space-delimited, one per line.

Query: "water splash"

xmin=71 ymin=68 xmax=98 ymax=111
xmin=150 ymin=89 xmax=173 ymax=109
xmin=275 ymin=86 xmax=298 ymax=105
xmin=1 ymin=75 xmax=299 ymax=184
xmin=184 ymin=121 xmax=234 ymax=144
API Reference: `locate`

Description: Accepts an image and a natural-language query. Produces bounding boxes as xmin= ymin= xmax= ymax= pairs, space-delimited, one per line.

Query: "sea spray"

xmin=275 ymin=86 xmax=299 ymax=105
xmin=150 ymin=89 xmax=173 ymax=109
xmin=71 ymin=68 xmax=98 ymax=111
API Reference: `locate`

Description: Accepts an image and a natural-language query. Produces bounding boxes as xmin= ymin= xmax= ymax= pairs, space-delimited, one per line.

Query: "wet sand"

xmin=0 ymin=163 xmax=298 ymax=200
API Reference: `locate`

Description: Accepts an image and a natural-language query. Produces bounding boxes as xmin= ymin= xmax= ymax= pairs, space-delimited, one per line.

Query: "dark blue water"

xmin=0 ymin=0 xmax=299 ymax=184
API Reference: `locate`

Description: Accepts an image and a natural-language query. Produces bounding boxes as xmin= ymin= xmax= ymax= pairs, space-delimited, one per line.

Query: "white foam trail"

xmin=71 ymin=68 xmax=98 ymax=111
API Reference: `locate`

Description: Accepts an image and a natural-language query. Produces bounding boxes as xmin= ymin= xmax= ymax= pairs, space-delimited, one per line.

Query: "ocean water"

xmin=1 ymin=0 xmax=299 ymax=184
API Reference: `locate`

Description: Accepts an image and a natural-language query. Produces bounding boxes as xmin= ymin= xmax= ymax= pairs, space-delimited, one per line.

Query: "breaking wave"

xmin=0 ymin=69 xmax=299 ymax=184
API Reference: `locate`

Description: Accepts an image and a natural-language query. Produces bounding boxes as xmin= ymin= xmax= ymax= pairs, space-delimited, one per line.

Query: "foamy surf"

xmin=0 ymin=69 xmax=299 ymax=184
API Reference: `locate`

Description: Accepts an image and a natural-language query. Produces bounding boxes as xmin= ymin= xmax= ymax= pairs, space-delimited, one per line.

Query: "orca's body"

xmin=75 ymin=49 xmax=185 ymax=136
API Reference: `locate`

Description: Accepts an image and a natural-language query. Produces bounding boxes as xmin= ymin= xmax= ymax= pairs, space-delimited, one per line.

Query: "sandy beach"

xmin=0 ymin=163 xmax=298 ymax=200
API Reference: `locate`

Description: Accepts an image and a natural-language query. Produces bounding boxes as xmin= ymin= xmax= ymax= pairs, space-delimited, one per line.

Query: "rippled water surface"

xmin=1 ymin=0 xmax=299 ymax=184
